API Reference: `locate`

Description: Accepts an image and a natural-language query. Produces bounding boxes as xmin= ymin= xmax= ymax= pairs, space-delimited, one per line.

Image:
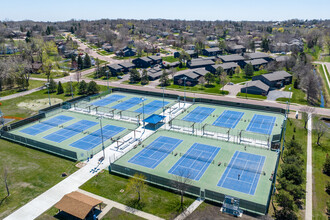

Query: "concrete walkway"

xmin=174 ymin=199 xmax=203 ymax=220
xmin=305 ymin=114 xmax=313 ymax=220
xmin=77 ymin=189 xmax=163 ymax=220
xmin=321 ymin=64 xmax=330 ymax=90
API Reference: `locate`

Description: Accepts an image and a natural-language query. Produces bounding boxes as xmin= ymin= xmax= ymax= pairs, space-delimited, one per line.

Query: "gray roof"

xmin=189 ymin=59 xmax=215 ymax=67
xmin=204 ymin=47 xmax=220 ymax=52
xmin=211 ymin=62 xmax=238 ymax=70
xmin=262 ymin=71 xmax=292 ymax=81
xmin=119 ymin=62 xmax=135 ymax=68
xmin=182 ymin=72 xmax=200 ymax=79
xmin=108 ymin=64 xmax=123 ymax=70
xmin=148 ymin=56 xmax=162 ymax=61
xmin=219 ymin=54 xmax=245 ymax=62
xmin=185 ymin=50 xmax=197 ymax=55
xmin=275 ymin=56 xmax=289 ymax=62
xmin=139 ymin=57 xmax=152 ymax=62
xmin=245 ymin=80 xmax=269 ymax=91
xmin=244 ymin=52 xmax=269 ymax=59
xmin=193 ymin=68 xmax=209 ymax=76
xmin=228 ymin=44 xmax=245 ymax=50
xmin=244 ymin=58 xmax=268 ymax=66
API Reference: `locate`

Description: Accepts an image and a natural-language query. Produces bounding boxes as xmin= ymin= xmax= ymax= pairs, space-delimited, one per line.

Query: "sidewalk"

xmin=0 ymin=86 xmax=45 ymax=101
xmin=77 ymin=189 xmax=164 ymax=220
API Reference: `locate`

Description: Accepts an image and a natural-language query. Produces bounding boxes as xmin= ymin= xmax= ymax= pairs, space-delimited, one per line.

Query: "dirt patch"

xmin=17 ymin=98 xmax=63 ymax=111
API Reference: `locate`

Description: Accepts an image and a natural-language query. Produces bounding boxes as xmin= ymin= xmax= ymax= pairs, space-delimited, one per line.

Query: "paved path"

xmin=0 ymin=86 xmax=45 ymax=101
xmin=174 ymin=199 xmax=203 ymax=220
xmin=77 ymin=189 xmax=164 ymax=220
xmin=313 ymin=61 xmax=330 ymax=91
xmin=305 ymin=114 xmax=313 ymax=220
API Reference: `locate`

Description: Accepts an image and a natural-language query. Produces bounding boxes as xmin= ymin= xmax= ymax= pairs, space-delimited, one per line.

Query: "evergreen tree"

xmin=87 ymin=81 xmax=100 ymax=95
xmin=65 ymin=82 xmax=75 ymax=96
xmin=77 ymin=55 xmax=83 ymax=70
xmin=244 ymin=63 xmax=254 ymax=77
xmin=48 ymin=78 xmax=57 ymax=93
xmin=57 ymin=81 xmax=64 ymax=94
xmin=204 ymin=72 xmax=215 ymax=85
xmin=70 ymin=26 xmax=75 ymax=34
xmin=46 ymin=26 xmax=51 ymax=35
xmin=78 ymin=80 xmax=88 ymax=94
xmin=324 ymin=154 xmax=330 ymax=176
xmin=159 ymin=70 xmax=170 ymax=86
xmin=261 ymin=38 xmax=270 ymax=52
xmin=141 ymin=69 xmax=149 ymax=85
xmin=84 ymin=53 xmax=91 ymax=69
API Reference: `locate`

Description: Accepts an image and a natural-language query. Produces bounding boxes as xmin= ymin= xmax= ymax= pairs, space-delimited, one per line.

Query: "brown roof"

xmin=55 ymin=191 xmax=102 ymax=219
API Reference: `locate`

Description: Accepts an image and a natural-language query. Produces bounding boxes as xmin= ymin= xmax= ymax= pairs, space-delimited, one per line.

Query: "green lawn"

xmin=162 ymin=56 xmax=179 ymax=63
xmin=103 ymin=207 xmax=146 ymax=220
xmin=165 ymin=83 xmax=229 ymax=95
xmin=80 ymin=172 xmax=195 ymax=220
xmin=318 ymin=65 xmax=330 ymax=97
xmin=227 ymin=69 xmax=268 ymax=84
xmin=0 ymin=139 xmax=78 ymax=219
xmin=97 ymin=50 xmax=114 ymax=56
xmin=0 ymin=83 xmax=108 ymax=118
xmin=85 ymin=72 xmax=120 ymax=81
xmin=0 ymin=80 xmax=45 ymax=97
xmin=312 ymin=120 xmax=330 ymax=220
xmin=236 ymin=92 xmax=267 ymax=100
xmin=276 ymin=82 xmax=308 ymax=105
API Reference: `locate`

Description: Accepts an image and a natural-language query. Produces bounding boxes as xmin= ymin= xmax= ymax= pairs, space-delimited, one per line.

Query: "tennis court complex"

xmin=9 ymin=111 xmax=137 ymax=160
xmin=112 ymin=130 xmax=279 ymax=214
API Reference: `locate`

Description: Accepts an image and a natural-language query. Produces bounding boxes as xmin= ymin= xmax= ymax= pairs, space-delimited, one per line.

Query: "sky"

xmin=1 ymin=0 xmax=329 ymax=22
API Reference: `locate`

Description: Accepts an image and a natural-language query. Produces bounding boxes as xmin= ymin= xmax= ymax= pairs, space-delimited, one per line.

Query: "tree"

xmin=205 ymin=72 xmax=215 ymax=85
xmin=159 ymin=70 xmax=170 ymax=86
xmin=78 ymin=80 xmax=88 ymax=95
xmin=48 ymin=78 xmax=57 ymax=93
xmin=179 ymin=51 xmax=191 ymax=66
xmin=280 ymin=163 xmax=304 ymax=185
xmin=77 ymin=55 xmax=83 ymax=70
xmin=235 ymin=66 xmax=241 ymax=75
xmin=275 ymin=207 xmax=298 ymax=220
xmin=0 ymin=167 xmax=10 ymax=206
xmin=126 ymin=173 xmax=146 ymax=203
xmin=83 ymin=53 xmax=91 ymax=69
xmin=87 ymin=81 xmax=99 ymax=95
xmin=244 ymin=63 xmax=254 ymax=77
xmin=198 ymin=77 xmax=206 ymax=88
xmin=220 ymin=72 xmax=228 ymax=91
xmin=172 ymin=169 xmax=192 ymax=210
xmin=276 ymin=190 xmax=295 ymax=210
xmin=313 ymin=118 xmax=328 ymax=146
xmin=300 ymin=106 xmax=315 ymax=129
xmin=129 ymin=69 xmax=141 ymax=83
xmin=141 ymin=69 xmax=149 ymax=85
xmin=57 ymin=81 xmax=64 ymax=94
xmin=261 ymin=38 xmax=270 ymax=52
xmin=215 ymin=66 xmax=224 ymax=83
xmin=95 ymin=58 xmax=100 ymax=78
xmin=323 ymin=154 xmax=330 ymax=176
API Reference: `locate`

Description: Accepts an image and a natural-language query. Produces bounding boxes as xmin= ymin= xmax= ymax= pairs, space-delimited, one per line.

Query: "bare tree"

xmin=126 ymin=173 xmax=146 ymax=203
xmin=300 ymin=73 xmax=320 ymax=104
xmin=0 ymin=167 xmax=10 ymax=206
xmin=300 ymin=106 xmax=315 ymax=129
xmin=313 ymin=118 xmax=328 ymax=146
xmin=199 ymin=76 xmax=206 ymax=88
xmin=172 ymin=169 xmax=192 ymax=210
xmin=75 ymin=71 xmax=82 ymax=83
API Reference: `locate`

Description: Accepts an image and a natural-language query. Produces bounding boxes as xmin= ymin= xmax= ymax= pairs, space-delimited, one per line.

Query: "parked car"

xmin=227 ymin=82 xmax=234 ymax=85
xmin=117 ymin=76 xmax=123 ymax=79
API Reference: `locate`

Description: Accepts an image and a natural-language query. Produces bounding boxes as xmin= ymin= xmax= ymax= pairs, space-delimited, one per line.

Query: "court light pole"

xmin=182 ymin=77 xmax=187 ymax=103
xmin=70 ymin=76 xmax=73 ymax=99
xmin=98 ymin=116 xmax=105 ymax=158
xmin=45 ymin=82 xmax=51 ymax=106
xmin=162 ymin=86 xmax=165 ymax=116
xmin=106 ymin=70 xmax=109 ymax=90
xmin=142 ymin=97 xmax=145 ymax=128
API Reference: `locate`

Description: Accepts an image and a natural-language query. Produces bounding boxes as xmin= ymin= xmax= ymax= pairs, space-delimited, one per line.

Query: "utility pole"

xmin=45 ymin=83 xmax=51 ymax=106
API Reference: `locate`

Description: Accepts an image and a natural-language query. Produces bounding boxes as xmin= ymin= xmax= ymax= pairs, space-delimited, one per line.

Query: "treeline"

xmin=47 ymin=78 xmax=99 ymax=96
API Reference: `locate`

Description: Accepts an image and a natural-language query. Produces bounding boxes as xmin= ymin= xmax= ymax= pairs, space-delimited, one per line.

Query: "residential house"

xmin=202 ymin=47 xmax=221 ymax=56
xmin=132 ymin=56 xmax=162 ymax=68
xmin=102 ymin=43 xmax=114 ymax=52
xmin=252 ymin=71 xmax=292 ymax=88
xmin=240 ymin=80 xmax=270 ymax=95
xmin=147 ymin=67 xmax=163 ymax=81
xmin=227 ymin=44 xmax=246 ymax=54
xmin=275 ymin=56 xmax=290 ymax=63
xmin=206 ymin=62 xmax=238 ymax=74
xmin=183 ymin=44 xmax=196 ymax=50
xmin=32 ymin=62 xmax=43 ymax=73
xmin=108 ymin=62 xmax=135 ymax=74
xmin=115 ymin=46 xmax=136 ymax=57
xmin=244 ymin=52 xmax=272 ymax=62
xmin=187 ymin=59 xmax=215 ymax=69
xmin=218 ymin=54 xmax=245 ymax=67
xmin=173 ymin=68 xmax=209 ymax=86
xmin=162 ymin=61 xmax=180 ymax=69
xmin=186 ymin=50 xmax=198 ymax=58
xmin=244 ymin=59 xmax=268 ymax=70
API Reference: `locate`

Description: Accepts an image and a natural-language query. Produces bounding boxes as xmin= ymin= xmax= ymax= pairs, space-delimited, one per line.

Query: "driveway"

xmin=223 ymin=84 xmax=244 ymax=96
xmin=267 ymin=90 xmax=291 ymax=101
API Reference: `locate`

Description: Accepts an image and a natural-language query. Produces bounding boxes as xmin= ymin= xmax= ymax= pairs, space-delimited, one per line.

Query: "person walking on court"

xmin=238 ymin=174 xmax=240 ymax=180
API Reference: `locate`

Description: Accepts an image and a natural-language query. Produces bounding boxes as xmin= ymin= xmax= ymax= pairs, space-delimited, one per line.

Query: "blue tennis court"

xmin=246 ymin=114 xmax=276 ymax=135
xmin=112 ymin=97 xmax=144 ymax=110
xmin=183 ymin=106 xmax=215 ymax=123
xmin=128 ymin=136 xmax=182 ymax=169
xmin=70 ymin=124 xmax=125 ymax=150
xmin=212 ymin=110 xmax=244 ymax=129
xmin=43 ymin=120 xmax=97 ymax=143
xmin=217 ymin=151 xmax=265 ymax=195
xmin=168 ymin=143 xmax=220 ymax=181
xmin=91 ymin=94 xmax=125 ymax=107
xmin=135 ymin=100 xmax=170 ymax=115
xmin=20 ymin=115 xmax=74 ymax=135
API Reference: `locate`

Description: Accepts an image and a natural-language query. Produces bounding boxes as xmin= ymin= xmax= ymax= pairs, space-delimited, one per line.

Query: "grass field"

xmin=312 ymin=119 xmax=330 ymax=220
xmin=165 ymin=83 xmax=229 ymax=96
xmin=276 ymin=82 xmax=308 ymax=105
xmin=80 ymin=172 xmax=195 ymax=220
xmin=0 ymin=80 xmax=45 ymax=97
xmin=0 ymin=139 xmax=78 ymax=219
xmin=236 ymin=92 xmax=267 ymax=100
xmin=162 ymin=56 xmax=179 ymax=63
xmin=102 ymin=207 xmax=146 ymax=220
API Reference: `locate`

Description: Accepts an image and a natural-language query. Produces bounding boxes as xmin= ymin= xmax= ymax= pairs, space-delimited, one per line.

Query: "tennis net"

xmin=182 ymin=152 xmax=212 ymax=163
xmin=226 ymin=162 xmax=264 ymax=174
xmin=145 ymin=144 xmax=172 ymax=154
xmin=39 ymin=120 xmax=61 ymax=127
